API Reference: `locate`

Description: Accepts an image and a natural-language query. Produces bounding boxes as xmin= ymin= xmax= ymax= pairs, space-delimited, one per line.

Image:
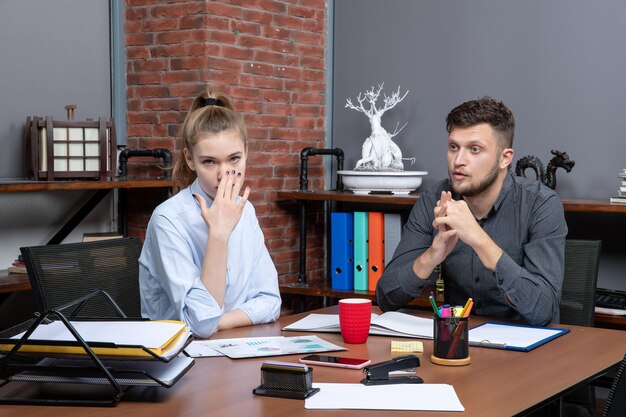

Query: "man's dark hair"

xmin=446 ymin=96 xmax=515 ymax=148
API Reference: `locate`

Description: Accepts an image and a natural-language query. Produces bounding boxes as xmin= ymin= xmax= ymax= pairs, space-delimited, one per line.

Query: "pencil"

xmin=429 ymin=295 xmax=440 ymax=317
xmin=447 ymin=320 xmax=466 ymax=358
xmin=459 ymin=298 xmax=473 ymax=318
xmin=462 ymin=300 xmax=474 ymax=318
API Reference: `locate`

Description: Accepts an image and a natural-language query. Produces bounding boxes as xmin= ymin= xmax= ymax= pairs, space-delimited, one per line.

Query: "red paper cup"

xmin=338 ymin=298 xmax=372 ymax=344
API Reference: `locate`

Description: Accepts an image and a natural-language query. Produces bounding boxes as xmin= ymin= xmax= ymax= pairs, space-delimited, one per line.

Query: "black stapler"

xmin=360 ymin=354 xmax=423 ymax=386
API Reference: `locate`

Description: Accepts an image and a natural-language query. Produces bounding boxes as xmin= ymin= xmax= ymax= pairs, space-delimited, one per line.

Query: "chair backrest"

xmin=20 ymin=237 xmax=143 ymax=319
xmin=603 ymin=353 xmax=626 ymax=417
xmin=559 ymin=239 xmax=602 ymax=326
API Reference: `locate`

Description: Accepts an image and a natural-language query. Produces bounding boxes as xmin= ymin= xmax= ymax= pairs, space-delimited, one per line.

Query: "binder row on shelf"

xmin=330 ymin=211 xmax=402 ymax=292
xmin=0 ymin=290 xmax=194 ymax=406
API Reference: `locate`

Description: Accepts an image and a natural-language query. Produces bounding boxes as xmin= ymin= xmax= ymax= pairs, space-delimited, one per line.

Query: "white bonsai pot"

xmin=338 ymin=170 xmax=428 ymax=195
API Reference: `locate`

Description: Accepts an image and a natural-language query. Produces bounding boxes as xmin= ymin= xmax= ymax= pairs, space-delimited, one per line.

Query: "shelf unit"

xmin=276 ymin=190 xmax=626 ymax=328
xmin=0 ymin=178 xmax=173 ymax=295
xmin=0 ymin=271 xmax=31 ymax=294
xmin=0 ymin=178 xmax=173 ymax=243
xmin=276 ymin=190 xmax=626 ymax=213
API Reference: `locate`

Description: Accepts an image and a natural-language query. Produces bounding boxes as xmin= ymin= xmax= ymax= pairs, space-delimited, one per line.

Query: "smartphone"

xmin=299 ymin=354 xmax=371 ymax=369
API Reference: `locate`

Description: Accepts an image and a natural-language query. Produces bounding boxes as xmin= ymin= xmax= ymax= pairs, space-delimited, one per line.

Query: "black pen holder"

xmin=431 ymin=315 xmax=471 ymax=366
xmin=252 ymin=363 xmax=319 ymax=400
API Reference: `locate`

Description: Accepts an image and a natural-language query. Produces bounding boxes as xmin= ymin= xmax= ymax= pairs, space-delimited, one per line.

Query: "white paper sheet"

xmin=304 ymin=383 xmax=464 ymax=411
xmin=184 ymin=340 xmax=224 ymax=357
xmin=12 ymin=320 xmax=186 ymax=349
xmin=283 ymin=312 xmax=433 ymax=339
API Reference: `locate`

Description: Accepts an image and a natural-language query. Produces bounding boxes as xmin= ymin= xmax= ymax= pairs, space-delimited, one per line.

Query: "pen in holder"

xmin=430 ymin=315 xmax=471 ymax=366
xmin=252 ymin=361 xmax=319 ymax=399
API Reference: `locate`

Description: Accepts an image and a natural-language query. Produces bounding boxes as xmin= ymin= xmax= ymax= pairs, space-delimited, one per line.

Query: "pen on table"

xmin=470 ymin=341 xmax=507 ymax=349
xmin=429 ymin=294 xmax=440 ymax=317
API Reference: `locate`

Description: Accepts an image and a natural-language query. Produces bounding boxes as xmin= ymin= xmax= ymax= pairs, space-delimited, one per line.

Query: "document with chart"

xmin=202 ymin=335 xmax=345 ymax=359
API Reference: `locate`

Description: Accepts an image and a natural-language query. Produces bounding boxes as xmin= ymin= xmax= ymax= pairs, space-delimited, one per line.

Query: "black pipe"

xmin=118 ymin=148 xmax=172 ymax=179
xmin=297 ymin=147 xmax=345 ymax=285
xmin=299 ymin=147 xmax=344 ymax=191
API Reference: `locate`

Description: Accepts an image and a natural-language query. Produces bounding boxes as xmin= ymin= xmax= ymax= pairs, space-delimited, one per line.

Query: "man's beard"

xmin=450 ymin=158 xmax=500 ymax=198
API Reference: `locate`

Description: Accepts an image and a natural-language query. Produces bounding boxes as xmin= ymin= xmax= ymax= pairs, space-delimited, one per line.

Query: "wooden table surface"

xmin=1 ymin=306 xmax=625 ymax=416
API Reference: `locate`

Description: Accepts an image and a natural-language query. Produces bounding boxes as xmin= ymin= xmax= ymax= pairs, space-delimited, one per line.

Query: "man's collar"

xmin=492 ymin=170 xmax=514 ymax=212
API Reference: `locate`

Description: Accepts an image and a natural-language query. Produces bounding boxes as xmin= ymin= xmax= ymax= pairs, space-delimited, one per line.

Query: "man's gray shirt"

xmin=376 ymin=172 xmax=567 ymax=326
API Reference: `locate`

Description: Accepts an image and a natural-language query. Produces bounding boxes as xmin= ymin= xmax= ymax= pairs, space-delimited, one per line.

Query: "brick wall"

xmin=124 ymin=0 xmax=328 ymax=285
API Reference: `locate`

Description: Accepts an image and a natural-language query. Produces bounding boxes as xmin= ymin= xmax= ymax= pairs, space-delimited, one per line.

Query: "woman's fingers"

xmin=214 ymin=170 xmax=247 ymax=209
xmin=230 ymin=171 xmax=244 ymax=201
xmin=239 ymin=186 xmax=250 ymax=207
xmin=215 ymin=170 xmax=231 ymax=200
xmin=219 ymin=170 xmax=241 ymax=201
xmin=193 ymin=193 xmax=209 ymax=216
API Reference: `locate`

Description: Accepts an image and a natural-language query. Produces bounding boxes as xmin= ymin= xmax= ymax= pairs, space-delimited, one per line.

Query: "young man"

xmin=376 ymin=97 xmax=567 ymax=326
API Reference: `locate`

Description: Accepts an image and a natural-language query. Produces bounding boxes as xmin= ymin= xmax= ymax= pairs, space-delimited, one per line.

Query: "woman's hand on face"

xmin=194 ymin=170 xmax=250 ymax=238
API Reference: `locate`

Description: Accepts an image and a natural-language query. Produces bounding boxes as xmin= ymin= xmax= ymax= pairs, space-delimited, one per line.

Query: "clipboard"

xmin=468 ymin=322 xmax=570 ymax=352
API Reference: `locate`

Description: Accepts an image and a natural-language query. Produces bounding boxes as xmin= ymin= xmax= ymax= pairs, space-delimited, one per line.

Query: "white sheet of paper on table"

xmin=304 ymin=383 xmax=464 ymax=411
xmin=184 ymin=340 xmax=224 ymax=357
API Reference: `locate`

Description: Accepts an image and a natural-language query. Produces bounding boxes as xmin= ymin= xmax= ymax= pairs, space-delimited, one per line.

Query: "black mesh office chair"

xmin=603 ymin=353 xmax=626 ymax=417
xmin=559 ymin=239 xmax=602 ymax=416
xmin=560 ymin=239 xmax=602 ymax=327
xmin=20 ymin=237 xmax=143 ymax=319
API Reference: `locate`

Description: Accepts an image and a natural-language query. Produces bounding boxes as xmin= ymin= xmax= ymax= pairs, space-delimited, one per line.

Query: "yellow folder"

xmin=0 ymin=320 xmax=189 ymax=360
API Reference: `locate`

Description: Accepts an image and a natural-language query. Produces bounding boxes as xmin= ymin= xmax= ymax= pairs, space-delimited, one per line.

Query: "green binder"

xmin=353 ymin=211 xmax=369 ymax=291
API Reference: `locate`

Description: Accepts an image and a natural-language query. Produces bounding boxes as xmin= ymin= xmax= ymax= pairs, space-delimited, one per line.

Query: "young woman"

xmin=139 ymin=90 xmax=281 ymax=338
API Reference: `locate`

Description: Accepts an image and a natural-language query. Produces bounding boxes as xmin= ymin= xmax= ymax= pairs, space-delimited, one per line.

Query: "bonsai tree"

xmin=345 ymin=83 xmax=409 ymax=171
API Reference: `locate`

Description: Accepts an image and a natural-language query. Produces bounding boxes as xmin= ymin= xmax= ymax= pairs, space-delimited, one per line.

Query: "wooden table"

xmin=1 ymin=306 xmax=625 ymax=416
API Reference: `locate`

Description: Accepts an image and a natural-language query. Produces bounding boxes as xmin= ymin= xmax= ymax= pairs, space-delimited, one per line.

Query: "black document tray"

xmin=0 ymin=290 xmax=194 ymax=406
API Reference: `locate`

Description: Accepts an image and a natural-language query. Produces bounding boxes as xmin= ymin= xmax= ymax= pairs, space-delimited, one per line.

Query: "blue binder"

xmin=353 ymin=211 xmax=369 ymax=291
xmin=330 ymin=212 xmax=354 ymax=290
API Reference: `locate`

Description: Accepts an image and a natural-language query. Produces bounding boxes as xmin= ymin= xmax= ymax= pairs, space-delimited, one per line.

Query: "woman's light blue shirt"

xmin=139 ymin=179 xmax=281 ymax=338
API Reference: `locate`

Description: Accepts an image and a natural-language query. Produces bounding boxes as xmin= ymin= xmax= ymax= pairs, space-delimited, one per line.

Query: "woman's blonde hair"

xmin=172 ymin=89 xmax=248 ymax=189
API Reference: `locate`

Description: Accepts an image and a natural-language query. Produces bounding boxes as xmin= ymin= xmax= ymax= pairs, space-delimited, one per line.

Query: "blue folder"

xmin=468 ymin=322 xmax=571 ymax=352
xmin=330 ymin=212 xmax=354 ymax=290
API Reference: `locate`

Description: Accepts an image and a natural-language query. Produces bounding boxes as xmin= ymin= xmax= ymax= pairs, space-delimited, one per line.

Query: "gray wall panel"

xmin=332 ymin=0 xmax=626 ymax=199
xmin=0 ymin=0 xmax=111 ymax=178
xmin=332 ymin=0 xmax=626 ymax=291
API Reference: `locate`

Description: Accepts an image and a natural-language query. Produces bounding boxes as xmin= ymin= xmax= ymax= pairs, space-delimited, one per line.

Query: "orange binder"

xmin=368 ymin=211 xmax=385 ymax=291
